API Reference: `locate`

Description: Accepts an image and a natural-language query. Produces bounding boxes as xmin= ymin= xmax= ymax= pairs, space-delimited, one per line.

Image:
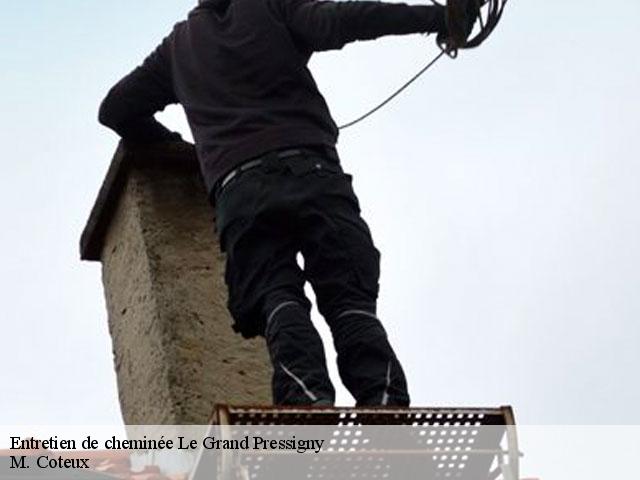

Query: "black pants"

xmin=214 ymin=148 xmax=410 ymax=406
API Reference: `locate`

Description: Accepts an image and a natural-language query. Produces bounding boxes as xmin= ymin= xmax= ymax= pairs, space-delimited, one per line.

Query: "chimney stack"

xmin=81 ymin=142 xmax=272 ymax=425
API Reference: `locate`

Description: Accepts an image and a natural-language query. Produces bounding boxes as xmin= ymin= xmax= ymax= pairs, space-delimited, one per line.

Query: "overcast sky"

xmin=1 ymin=0 xmax=639 ymax=429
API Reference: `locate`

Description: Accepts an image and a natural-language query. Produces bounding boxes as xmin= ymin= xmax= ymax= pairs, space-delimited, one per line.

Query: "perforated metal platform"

xmin=191 ymin=406 xmax=519 ymax=480
xmin=213 ymin=405 xmax=513 ymax=427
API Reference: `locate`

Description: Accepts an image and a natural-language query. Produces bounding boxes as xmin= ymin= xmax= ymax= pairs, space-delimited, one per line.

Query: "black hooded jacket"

xmin=98 ymin=0 xmax=445 ymax=194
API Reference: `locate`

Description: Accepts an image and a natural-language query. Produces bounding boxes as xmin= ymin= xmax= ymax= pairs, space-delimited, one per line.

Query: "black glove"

xmin=437 ymin=0 xmax=481 ymax=52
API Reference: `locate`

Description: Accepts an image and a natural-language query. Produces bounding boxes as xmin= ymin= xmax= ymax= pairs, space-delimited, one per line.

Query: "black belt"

xmin=217 ymin=147 xmax=339 ymax=192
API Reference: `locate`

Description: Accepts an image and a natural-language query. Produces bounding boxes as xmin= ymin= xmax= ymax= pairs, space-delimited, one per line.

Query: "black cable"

xmin=338 ymin=50 xmax=447 ymax=130
xmin=338 ymin=0 xmax=508 ymax=131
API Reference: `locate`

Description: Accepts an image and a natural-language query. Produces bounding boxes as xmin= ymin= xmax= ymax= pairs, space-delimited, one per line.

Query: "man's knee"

xmin=263 ymin=294 xmax=312 ymax=340
xmin=326 ymin=308 xmax=387 ymax=347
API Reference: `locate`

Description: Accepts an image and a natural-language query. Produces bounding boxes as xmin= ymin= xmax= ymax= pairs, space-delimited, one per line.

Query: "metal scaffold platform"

xmin=190 ymin=405 xmax=521 ymax=480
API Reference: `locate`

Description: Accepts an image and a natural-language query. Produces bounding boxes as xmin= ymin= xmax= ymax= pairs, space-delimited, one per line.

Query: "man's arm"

xmin=98 ymin=40 xmax=182 ymax=143
xmin=274 ymin=0 xmax=447 ymax=52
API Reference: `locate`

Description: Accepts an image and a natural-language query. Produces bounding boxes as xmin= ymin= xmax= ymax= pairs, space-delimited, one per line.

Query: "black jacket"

xmin=98 ymin=0 xmax=445 ymax=194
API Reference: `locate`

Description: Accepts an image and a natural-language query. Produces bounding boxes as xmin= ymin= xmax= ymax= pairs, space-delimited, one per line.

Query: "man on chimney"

xmin=98 ymin=0 xmax=478 ymax=406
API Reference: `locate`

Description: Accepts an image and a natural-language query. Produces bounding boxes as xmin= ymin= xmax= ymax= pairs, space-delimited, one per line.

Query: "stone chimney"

xmin=80 ymin=141 xmax=272 ymax=425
